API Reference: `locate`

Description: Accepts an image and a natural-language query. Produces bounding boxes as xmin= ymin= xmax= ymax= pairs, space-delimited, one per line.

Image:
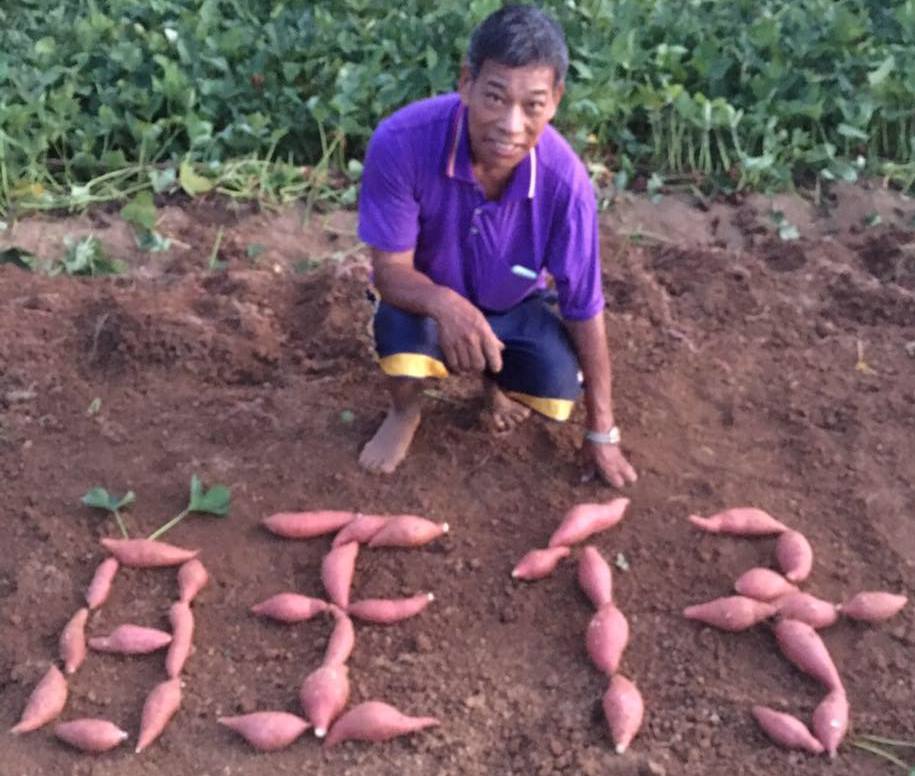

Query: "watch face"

xmin=609 ymin=427 xmax=621 ymax=444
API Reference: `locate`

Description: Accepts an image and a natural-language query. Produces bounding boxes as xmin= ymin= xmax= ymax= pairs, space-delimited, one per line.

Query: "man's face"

xmin=458 ymin=60 xmax=563 ymax=173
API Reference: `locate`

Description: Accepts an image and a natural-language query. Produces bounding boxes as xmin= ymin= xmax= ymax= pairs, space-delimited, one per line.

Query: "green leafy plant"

xmin=53 ymin=236 xmax=125 ymax=276
xmin=147 ymin=474 xmax=231 ymax=540
xmin=81 ymin=486 xmax=135 ymax=539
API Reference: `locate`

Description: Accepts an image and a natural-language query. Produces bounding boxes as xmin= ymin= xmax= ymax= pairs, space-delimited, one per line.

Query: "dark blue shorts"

xmin=373 ymin=294 xmax=582 ymax=421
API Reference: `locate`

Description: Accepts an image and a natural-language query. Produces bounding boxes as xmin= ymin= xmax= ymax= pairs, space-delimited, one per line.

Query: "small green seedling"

xmin=148 ymin=474 xmax=231 ymax=540
xmin=339 ymin=409 xmax=355 ymax=425
xmin=82 ymin=487 xmax=135 ymax=539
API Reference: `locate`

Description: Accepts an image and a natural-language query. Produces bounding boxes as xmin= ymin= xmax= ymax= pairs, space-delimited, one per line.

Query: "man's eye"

xmin=527 ymin=103 xmax=544 ymax=113
xmin=486 ymin=93 xmax=502 ymax=104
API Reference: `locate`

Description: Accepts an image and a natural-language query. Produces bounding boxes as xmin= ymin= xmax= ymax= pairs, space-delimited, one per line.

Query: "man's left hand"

xmin=586 ymin=442 xmax=638 ymax=489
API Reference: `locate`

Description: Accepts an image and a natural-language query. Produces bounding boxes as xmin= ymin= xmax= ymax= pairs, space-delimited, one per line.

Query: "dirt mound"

xmin=0 ymin=193 xmax=913 ymax=775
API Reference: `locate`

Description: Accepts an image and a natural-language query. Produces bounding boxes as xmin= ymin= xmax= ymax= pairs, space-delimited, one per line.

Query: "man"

xmin=356 ymin=4 xmax=637 ymax=488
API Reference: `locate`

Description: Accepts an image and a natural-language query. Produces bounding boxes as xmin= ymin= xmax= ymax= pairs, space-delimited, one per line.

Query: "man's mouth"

xmin=490 ymin=139 xmax=520 ymax=158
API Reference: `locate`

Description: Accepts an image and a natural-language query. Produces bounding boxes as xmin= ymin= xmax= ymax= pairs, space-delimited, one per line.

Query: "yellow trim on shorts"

xmin=506 ymin=391 xmax=575 ymax=421
xmin=379 ymin=353 xmax=449 ymax=379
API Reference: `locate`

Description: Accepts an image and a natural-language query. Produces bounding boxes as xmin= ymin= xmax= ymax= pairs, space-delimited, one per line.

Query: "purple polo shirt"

xmin=358 ymin=93 xmax=604 ymax=321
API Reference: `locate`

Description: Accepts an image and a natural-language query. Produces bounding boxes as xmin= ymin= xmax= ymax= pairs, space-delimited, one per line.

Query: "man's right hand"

xmin=432 ymin=289 xmax=504 ymax=374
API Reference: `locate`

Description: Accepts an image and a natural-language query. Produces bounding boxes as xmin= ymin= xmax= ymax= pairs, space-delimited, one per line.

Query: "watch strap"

xmin=585 ymin=426 xmax=620 ymax=445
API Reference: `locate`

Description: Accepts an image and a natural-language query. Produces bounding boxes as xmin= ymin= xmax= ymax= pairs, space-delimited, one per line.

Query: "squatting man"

xmin=356 ymin=5 xmax=637 ymax=489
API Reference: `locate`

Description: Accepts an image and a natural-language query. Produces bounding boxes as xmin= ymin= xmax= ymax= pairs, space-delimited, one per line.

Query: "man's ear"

xmin=458 ymin=63 xmax=473 ymax=104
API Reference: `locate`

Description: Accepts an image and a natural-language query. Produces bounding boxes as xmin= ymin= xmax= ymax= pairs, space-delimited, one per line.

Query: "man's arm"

xmin=565 ymin=313 xmax=638 ymax=488
xmin=373 ymin=248 xmax=504 ymax=374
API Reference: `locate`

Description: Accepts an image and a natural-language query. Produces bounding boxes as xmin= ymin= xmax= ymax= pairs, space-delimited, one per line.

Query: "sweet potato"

xmin=100 ymin=537 xmax=198 ymax=567
xmin=299 ymin=664 xmax=350 ymax=738
xmin=511 ymin=547 xmax=570 ymax=581
xmin=10 ymin=665 xmax=68 ymax=734
xmin=586 ymin=604 xmax=629 ymax=675
xmin=347 ymin=593 xmax=434 ymax=625
xmin=577 ymin=546 xmax=613 ymax=609
xmin=165 ymin=602 xmax=194 ymax=678
xmin=261 ymin=510 xmax=354 ymax=540
xmin=54 ymin=718 xmax=128 ymax=753
xmin=602 ymin=675 xmax=643 ymax=754
xmin=324 ymin=701 xmax=439 ymax=747
xmin=368 ymin=516 xmax=449 ymax=548
xmin=321 ymin=542 xmax=359 ymax=609
xmin=218 ymin=711 xmax=310 ymax=752
xmin=734 ymin=568 xmax=798 ymax=601
xmin=136 ymin=677 xmax=181 ymax=753
xmin=751 ymin=706 xmax=824 ymax=754
xmin=85 ymin=557 xmax=119 ymax=610
xmin=89 ymin=624 xmax=172 ymax=655
xmin=683 ymin=596 xmax=776 ymax=632
xmin=251 ymin=593 xmax=329 ymax=624
xmin=59 ymin=608 xmax=89 ymax=675
xmin=548 ymin=498 xmax=630 ymax=548
xmin=775 ymin=530 xmax=814 ymax=582
xmin=688 ymin=508 xmax=788 ymax=536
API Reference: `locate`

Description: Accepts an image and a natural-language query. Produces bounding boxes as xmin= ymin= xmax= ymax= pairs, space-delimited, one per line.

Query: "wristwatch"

xmin=585 ymin=426 xmax=620 ymax=445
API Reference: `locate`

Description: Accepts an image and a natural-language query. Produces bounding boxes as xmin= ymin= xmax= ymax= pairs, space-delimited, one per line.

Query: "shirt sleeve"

xmin=357 ymin=121 xmax=420 ymax=253
xmin=546 ymin=187 xmax=605 ymax=321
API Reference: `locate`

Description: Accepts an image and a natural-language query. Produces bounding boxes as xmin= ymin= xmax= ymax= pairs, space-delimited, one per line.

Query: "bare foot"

xmin=359 ymin=404 xmax=422 ymax=474
xmin=482 ymin=380 xmax=531 ymax=434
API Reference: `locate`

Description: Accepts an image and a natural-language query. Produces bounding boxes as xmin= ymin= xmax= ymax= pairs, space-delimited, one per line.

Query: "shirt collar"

xmin=444 ymin=102 xmax=538 ymax=202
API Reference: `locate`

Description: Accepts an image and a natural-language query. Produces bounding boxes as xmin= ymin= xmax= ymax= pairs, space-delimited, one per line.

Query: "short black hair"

xmin=466 ymin=4 xmax=569 ymax=86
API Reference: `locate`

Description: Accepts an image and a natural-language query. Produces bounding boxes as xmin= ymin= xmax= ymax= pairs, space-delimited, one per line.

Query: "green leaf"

xmin=150 ymin=167 xmax=177 ymax=194
xmin=121 ymin=191 xmax=157 ymax=231
xmin=135 ymin=229 xmax=172 ymax=252
xmin=179 ymin=160 xmax=215 ymax=196
xmin=82 ymin=487 xmax=132 ymax=512
xmin=82 ymin=486 xmax=114 ymax=511
xmin=0 ymin=247 xmax=37 ymax=271
xmin=867 ymin=56 xmax=895 ymax=87
xmin=187 ymin=474 xmax=231 ymax=516
xmin=245 ymin=243 xmax=265 ymax=259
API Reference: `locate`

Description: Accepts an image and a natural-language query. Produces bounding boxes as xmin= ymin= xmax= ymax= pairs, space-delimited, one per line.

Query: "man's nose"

xmin=498 ymin=104 xmax=525 ymax=136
